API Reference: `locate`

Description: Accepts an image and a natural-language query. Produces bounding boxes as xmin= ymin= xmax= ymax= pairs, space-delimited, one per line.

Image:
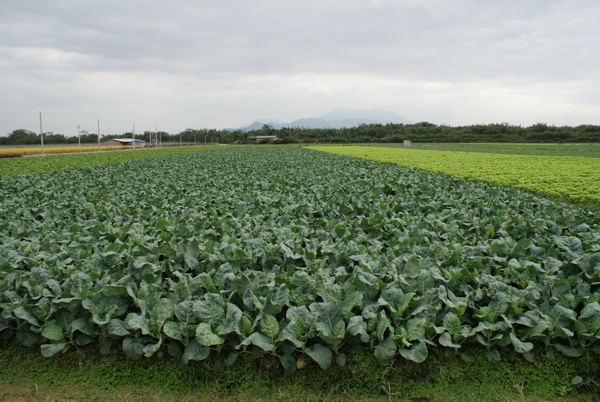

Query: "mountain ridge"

xmin=232 ymin=108 xmax=412 ymax=131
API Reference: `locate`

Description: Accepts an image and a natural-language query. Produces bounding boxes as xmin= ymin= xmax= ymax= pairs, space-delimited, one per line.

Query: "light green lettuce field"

xmin=309 ymin=145 xmax=600 ymax=204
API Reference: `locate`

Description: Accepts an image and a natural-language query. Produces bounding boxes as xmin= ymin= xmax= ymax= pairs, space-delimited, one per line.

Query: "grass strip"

xmin=0 ymin=342 xmax=598 ymax=401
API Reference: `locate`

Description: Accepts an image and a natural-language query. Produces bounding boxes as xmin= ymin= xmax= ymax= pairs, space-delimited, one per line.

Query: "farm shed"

xmin=100 ymin=138 xmax=147 ymax=147
xmin=248 ymin=135 xmax=282 ymax=143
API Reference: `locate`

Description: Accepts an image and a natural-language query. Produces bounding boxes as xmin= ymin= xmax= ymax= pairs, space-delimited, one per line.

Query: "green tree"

xmin=6 ymin=129 xmax=39 ymax=145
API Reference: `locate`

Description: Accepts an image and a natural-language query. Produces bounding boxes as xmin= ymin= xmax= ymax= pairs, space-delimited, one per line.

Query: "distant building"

xmin=403 ymin=140 xmax=412 ymax=147
xmin=101 ymin=138 xmax=147 ymax=147
xmin=248 ymin=135 xmax=281 ymax=143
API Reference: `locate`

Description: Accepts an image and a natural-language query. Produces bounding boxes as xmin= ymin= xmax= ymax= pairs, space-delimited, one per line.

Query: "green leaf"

xmin=16 ymin=328 xmax=38 ymax=347
xmin=404 ymin=256 xmax=422 ymax=277
xmin=14 ymin=306 xmax=40 ymax=327
xmin=515 ymin=310 xmax=540 ymax=328
xmin=347 ymin=316 xmax=369 ymax=342
xmin=396 ymin=292 xmax=415 ymax=317
xmin=54 ymin=309 xmax=74 ymax=329
xmin=143 ymin=340 xmax=162 ymax=358
xmin=182 ymin=338 xmax=210 ymax=364
xmin=549 ymin=304 xmax=575 ymax=330
xmin=125 ymin=313 xmax=151 ymax=335
xmin=580 ymin=302 xmax=600 ymax=320
xmin=198 ymin=273 xmax=218 ymax=293
xmin=554 ymin=236 xmax=582 ymax=253
xmin=236 ymin=315 xmax=254 ymax=338
xmin=195 ymin=323 xmax=225 ymax=346
xmin=238 ymin=332 xmax=275 ymax=352
xmin=374 ymin=337 xmax=397 ymax=365
xmin=305 ymin=343 xmax=333 ymax=370
xmin=122 ymin=337 xmax=144 ymax=360
xmin=443 ymin=312 xmax=461 ymax=336
xmin=526 ymin=318 xmax=551 ymax=338
xmin=376 ymin=311 xmax=392 ymax=341
xmin=439 ymin=332 xmax=461 ymax=348
xmin=221 ymin=303 xmax=243 ymax=335
xmin=485 ymin=349 xmax=500 ymax=361
xmin=42 ymin=323 xmax=64 ymax=341
xmin=107 ymin=318 xmax=130 ymax=336
xmin=41 ymin=343 xmax=66 ymax=357
xmin=311 ymin=302 xmax=343 ymax=336
xmin=490 ymin=238 xmax=509 ymax=256
xmin=399 ymin=341 xmax=428 ymax=363
xmin=509 ymin=332 xmax=533 ymax=354
xmin=555 ymin=343 xmax=584 ymax=357
xmin=260 ymin=314 xmax=280 ymax=340
xmin=151 ymin=298 xmax=176 ymax=331
xmin=163 ymin=321 xmax=183 ymax=341
xmin=406 ymin=317 xmax=426 ymax=341
xmin=71 ymin=317 xmax=96 ymax=336
xmin=82 ymin=295 xmax=128 ymax=325
xmin=278 ymin=353 xmax=296 ymax=375
xmin=224 ymin=352 xmax=238 ymax=367
xmin=263 ymin=284 xmax=290 ymax=315
xmin=175 ymin=301 xmax=198 ymax=326
xmin=193 ymin=299 xmax=225 ymax=326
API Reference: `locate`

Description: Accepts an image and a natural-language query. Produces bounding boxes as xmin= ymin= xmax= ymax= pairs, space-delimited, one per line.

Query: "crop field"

xmin=0 ymin=145 xmax=130 ymax=157
xmin=366 ymin=142 xmax=600 ymax=158
xmin=0 ymin=145 xmax=222 ymax=178
xmin=1 ymin=145 xmax=599 ymax=381
xmin=309 ymin=145 xmax=600 ymax=204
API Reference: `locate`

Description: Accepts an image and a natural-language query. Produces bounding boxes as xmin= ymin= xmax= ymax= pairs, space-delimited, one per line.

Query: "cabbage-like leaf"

xmin=42 ymin=323 xmax=64 ymax=341
xmin=41 ymin=343 xmax=66 ymax=357
xmin=399 ymin=341 xmax=428 ymax=363
xmin=374 ymin=337 xmax=397 ymax=365
xmin=195 ymin=323 xmax=225 ymax=346
xmin=305 ymin=343 xmax=332 ymax=370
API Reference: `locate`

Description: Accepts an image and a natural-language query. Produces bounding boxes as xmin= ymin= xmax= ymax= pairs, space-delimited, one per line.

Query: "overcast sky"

xmin=1 ymin=0 xmax=599 ymax=136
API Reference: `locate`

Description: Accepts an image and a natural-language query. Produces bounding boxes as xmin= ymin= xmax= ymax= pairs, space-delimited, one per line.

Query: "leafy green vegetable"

xmin=1 ymin=146 xmax=599 ymax=371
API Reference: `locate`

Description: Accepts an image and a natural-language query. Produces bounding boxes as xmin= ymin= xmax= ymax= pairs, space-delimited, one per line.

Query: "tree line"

xmin=2 ymin=122 xmax=599 ymax=146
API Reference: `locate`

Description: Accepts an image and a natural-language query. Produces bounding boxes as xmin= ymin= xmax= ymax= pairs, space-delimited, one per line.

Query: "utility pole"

xmin=77 ymin=124 xmax=81 ymax=152
xmin=132 ymin=124 xmax=136 ymax=150
xmin=97 ymin=119 xmax=101 ymax=151
xmin=39 ymin=112 xmax=44 ymax=156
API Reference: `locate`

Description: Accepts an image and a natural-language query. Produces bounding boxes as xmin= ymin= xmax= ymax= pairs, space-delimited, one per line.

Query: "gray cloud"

xmin=1 ymin=0 xmax=599 ymax=135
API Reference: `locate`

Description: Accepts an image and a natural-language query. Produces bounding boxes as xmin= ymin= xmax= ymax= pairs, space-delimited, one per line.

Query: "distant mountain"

xmin=234 ymin=108 xmax=412 ymax=131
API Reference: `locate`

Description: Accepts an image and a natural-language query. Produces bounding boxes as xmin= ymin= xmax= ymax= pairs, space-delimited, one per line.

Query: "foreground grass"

xmin=0 ymin=342 xmax=598 ymax=401
xmin=0 ymin=145 xmax=223 ymax=178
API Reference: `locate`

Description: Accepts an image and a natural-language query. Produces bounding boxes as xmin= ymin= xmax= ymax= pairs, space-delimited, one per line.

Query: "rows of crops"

xmin=400 ymin=143 xmax=600 ymax=158
xmin=0 ymin=146 xmax=222 ymax=179
xmin=1 ymin=146 xmax=599 ymax=373
xmin=309 ymin=146 xmax=600 ymax=204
